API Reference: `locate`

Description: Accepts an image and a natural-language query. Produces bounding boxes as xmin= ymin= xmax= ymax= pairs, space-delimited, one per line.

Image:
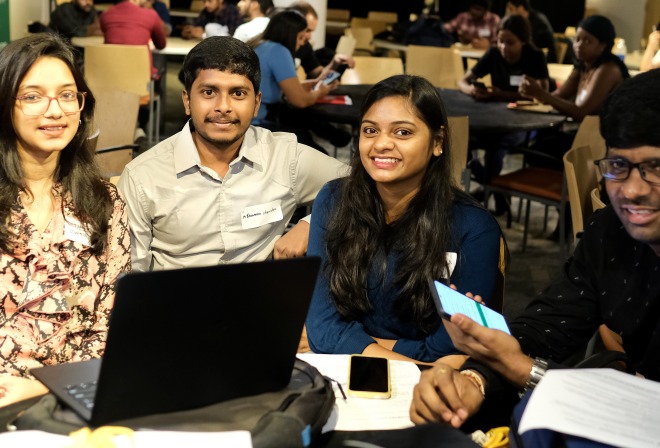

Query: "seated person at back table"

xmin=640 ymin=26 xmax=660 ymax=72
xmin=518 ymin=15 xmax=629 ymax=169
xmin=410 ymin=69 xmax=660 ymax=429
xmin=49 ymin=0 xmax=102 ymax=39
xmin=505 ymin=0 xmax=557 ymax=63
xmin=100 ymin=0 xmax=167 ymax=77
xmin=305 ymin=75 xmax=503 ymax=366
xmin=248 ymin=10 xmax=337 ymax=153
xmin=233 ymin=0 xmax=274 ymax=43
xmin=118 ymin=36 xmax=347 ymax=271
xmin=182 ymin=0 xmax=241 ymax=39
xmin=0 ymin=33 xmax=130 ymax=407
xmin=444 ymin=0 xmax=500 ymax=50
xmin=143 ymin=0 xmax=173 ymax=36
xmin=458 ymin=14 xmax=549 ymax=200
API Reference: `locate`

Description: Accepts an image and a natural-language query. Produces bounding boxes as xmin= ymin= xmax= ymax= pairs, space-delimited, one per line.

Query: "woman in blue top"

xmin=248 ymin=10 xmax=335 ymax=150
xmin=306 ymin=75 xmax=503 ymax=364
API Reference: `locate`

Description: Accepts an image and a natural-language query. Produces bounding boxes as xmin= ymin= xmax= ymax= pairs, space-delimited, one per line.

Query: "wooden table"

xmin=373 ymin=39 xmax=486 ymax=59
xmin=71 ymin=36 xmax=198 ymax=56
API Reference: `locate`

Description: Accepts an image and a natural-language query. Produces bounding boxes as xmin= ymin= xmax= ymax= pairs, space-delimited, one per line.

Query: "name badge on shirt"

xmin=241 ymin=200 xmax=284 ymax=230
xmin=478 ymin=28 xmax=491 ymax=37
xmin=509 ymin=75 xmax=523 ymax=87
xmin=64 ymin=218 xmax=92 ymax=246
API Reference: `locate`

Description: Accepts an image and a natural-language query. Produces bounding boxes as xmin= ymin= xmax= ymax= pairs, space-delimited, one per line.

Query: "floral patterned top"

xmin=0 ymin=182 xmax=130 ymax=378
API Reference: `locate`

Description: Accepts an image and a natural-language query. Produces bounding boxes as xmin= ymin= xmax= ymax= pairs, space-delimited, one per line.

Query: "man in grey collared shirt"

xmin=118 ymin=36 xmax=347 ymax=271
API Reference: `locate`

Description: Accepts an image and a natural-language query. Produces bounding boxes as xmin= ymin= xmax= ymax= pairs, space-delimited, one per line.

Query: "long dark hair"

xmin=249 ymin=9 xmax=306 ymax=55
xmin=325 ymin=74 xmax=458 ymax=332
xmin=0 ymin=33 xmax=111 ymax=255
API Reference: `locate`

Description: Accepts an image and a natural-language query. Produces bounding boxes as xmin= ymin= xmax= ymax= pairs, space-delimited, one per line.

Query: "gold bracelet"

xmin=460 ymin=369 xmax=486 ymax=397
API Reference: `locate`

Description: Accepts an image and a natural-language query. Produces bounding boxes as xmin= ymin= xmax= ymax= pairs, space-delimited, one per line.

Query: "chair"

xmin=327 ymin=8 xmax=350 ymax=22
xmin=447 ymin=116 xmax=470 ymax=190
xmin=109 ymin=176 xmax=121 ymax=186
xmin=563 ymin=145 xmax=599 ymax=242
xmin=367 ymin=11 xmax=398 ymax=23
xmin=335 ymin=34 xmax=356 ymax=57
xmin=406 ymin=46 xmax=463 ymax=89
xmin=92 ymin=88 xmax=140 ymax=179
xmin=189 ymin=0 xmax=204 ymax=12
xmin=349 ymin=18 xmax=389 ymax=37
xmin=591 ymin=187 xmax=606 ymax=211
xmin=555 ymin=40 xmax=569 ymax=65
xmin=84 ymin=44 xmax=161 ymax=147
xmin=340 ymin=56 xmax=404 ymax=85
xmin=548 ymin=63 xmax=574 ymax=86
xmin=345 ymin=27 xmax=374 ymax=55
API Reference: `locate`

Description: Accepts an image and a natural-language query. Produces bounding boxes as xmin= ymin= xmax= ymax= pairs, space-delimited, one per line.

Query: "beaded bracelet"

xmin=460 ymin=369 xmax=486 ymax=397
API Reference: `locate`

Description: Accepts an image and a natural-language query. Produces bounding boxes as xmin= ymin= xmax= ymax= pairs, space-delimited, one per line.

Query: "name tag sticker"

xmin=478 ymin=28 xmax=491 ymax=37
xmin=578 ymin=89 xmax=588 ymax=104
xmin=509 ymin=75 xmax=523 ymax=86
xmin=241 ymin=201 xmax=284 ymax=229
xmin=64 ymin=218 xmax=92 ymax=246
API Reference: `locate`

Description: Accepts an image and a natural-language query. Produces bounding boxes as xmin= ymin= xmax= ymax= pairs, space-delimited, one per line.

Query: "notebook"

xmin=31 ymin=257 xmax=321 ymax=427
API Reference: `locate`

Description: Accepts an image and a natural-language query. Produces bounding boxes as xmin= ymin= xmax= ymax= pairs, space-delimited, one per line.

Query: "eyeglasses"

xmin=15 ymin=91 xmax=86 ymax=116
xmin=594 ymin=158 xmax=660 ymax=185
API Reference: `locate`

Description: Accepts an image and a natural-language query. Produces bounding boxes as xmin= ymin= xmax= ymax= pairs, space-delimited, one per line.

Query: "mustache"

xmin=205 ymin=115 xmax=240 ymax=124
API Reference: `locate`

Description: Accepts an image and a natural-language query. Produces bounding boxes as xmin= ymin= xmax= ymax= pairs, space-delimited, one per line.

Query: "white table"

xmin=71 ymin=36 xmax=198 ymax=56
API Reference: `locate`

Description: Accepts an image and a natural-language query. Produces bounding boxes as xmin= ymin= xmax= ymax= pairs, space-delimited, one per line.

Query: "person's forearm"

xmin=363 ymin=342 xmax=431 ymax=365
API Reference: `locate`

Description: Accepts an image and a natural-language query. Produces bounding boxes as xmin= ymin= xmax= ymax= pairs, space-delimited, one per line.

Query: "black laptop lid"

xmin=35 ymin=257 xmax=320 ymax=426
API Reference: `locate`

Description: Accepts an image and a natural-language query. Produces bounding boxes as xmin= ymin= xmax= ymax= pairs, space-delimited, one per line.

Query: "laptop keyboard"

xmin=65 ymin=381 xmax=97 ymax=410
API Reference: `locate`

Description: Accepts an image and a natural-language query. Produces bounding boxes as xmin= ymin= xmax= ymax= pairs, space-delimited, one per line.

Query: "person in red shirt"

xmin=100 ymin=0 xmax=167 ymax=77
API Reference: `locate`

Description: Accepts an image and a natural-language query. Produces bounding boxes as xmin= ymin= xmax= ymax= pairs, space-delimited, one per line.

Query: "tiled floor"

xmin=160 ymin=61 xmax=565 ymax=321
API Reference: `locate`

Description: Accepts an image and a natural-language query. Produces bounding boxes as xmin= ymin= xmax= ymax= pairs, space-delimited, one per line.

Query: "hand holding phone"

xmin=429 ymin=280 xmax=510 ymax=334
xmin=471 ymin=81 xmax=487 ymax=91
xmin=322 ymin=70 xmax=342 ymax=86
xmin=347 ymin=355 xmax=391 ymax=399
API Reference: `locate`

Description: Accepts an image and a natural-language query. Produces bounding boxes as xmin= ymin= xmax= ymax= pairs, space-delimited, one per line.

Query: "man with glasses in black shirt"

xmin=410 ymin=69 xmax=660 ymax=429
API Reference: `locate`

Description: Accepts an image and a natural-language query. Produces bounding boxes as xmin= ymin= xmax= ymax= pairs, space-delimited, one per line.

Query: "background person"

xmin=640 ymin=25 xmax=660 ymax=72
xmin=306 ymin=75 xmax=503 ymax=365
xmin=410 ymin=69 xmax=660 ymax=430
xmin=0 ymin=33 xmax=130 ymax=407
xmin=49 ymin=0 xmax=102 ymax=39
xmin=444 ymin=0 xmax=501 ymax=49
xmin=505 ymin=0 xmax=556 ymax=62
xmin=182 ymin=0 xmax=241 ymax=39
xmin=233 ymin=0 xmax=274 ymax=43
xmin=248 ymin=10 xmax=336 ymax=152
xmin=143 ymin=0 xmax=173 ymax=36
xmin=518 ymin=14 xmax=629 ymax=170
xmin=459 ymin=14 xmax=549 ymax=211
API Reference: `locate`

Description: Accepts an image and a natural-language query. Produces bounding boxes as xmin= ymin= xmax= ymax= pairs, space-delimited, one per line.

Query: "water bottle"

xmin=613 ymin=38 xmax=627 ymax=62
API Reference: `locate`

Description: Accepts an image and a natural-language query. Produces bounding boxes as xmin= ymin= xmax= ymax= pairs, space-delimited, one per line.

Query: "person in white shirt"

xmin=118 ymin=36 xmax=347 ymax=271
xmin=233 ymin=0 xmax=274 ymax=42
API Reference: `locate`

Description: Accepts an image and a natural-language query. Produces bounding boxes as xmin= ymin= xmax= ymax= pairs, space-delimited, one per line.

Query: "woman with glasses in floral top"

xmin=0 ymin=33 xmax=130 ymax=407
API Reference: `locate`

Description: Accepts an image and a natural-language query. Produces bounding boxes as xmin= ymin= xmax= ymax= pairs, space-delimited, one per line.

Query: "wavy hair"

xmin=0 ymin=33 xmax=111 ymax=255
xmin=325 ymin=74 xmax=467 ymax=332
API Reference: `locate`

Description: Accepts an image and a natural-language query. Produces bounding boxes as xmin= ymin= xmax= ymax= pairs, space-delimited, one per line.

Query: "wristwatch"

xmin=523 ymin=357 xmax=549 ymax=392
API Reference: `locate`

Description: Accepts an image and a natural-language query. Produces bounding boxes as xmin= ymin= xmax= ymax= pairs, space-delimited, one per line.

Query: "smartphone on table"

xmin=428 ymin=280 xmax=510 ymax=334
xmin=347 ymin=355 xmax=391 ymax=399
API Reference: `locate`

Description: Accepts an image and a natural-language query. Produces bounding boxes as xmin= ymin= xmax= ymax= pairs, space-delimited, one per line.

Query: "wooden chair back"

xmin=190 ymin=0 xmax=204 ymax=12
xmin=335 ymin=34 xmax=356 ymax=57
xmin=96 ymin=148 xmax=134 ymax=179
xmin=591 ymin=187 xmax=606 ymax=211
xmin=341 ymin=56 xmax=404 ymax=85
xmin=350 ymin=18 xmax=388 ymax=36
xmin=563 ymin=145 xmax=599 ymax=242
xmin=327 ymin=8 xmax=350 ymax=22
xmin=572 ymin=115 xmax=605 ymax=183
xmin=367 ymin=11 xmax=398 ymax=23
xmin=93 ymin=88 xmax=140 ymax=151
xmin=447 ymin=116 xmax=470 ymax=190
xmin=345 ymin=27 xmax=374 ymax=55
xmin=85 ymin=44 xmax=151 ymax=97
xmin=555 ymin=40 xmax=569 ymax=64
xmin=406 ymin=45 xmax=463 ymax=89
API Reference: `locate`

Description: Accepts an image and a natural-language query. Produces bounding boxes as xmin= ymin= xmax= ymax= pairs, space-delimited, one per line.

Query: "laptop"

xmin=31 ymin=257 xmax=321 ymax=427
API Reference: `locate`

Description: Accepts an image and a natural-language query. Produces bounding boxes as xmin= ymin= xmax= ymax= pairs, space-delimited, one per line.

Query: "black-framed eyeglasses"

xmin=15 ymin=91 xmax=86 ymax=116
xmin=594 ymin=158 xmax=660 ymax=185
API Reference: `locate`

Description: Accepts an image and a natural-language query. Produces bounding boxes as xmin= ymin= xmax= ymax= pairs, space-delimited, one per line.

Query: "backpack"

xmin=12 ymin=359 xmax=335 ymax=448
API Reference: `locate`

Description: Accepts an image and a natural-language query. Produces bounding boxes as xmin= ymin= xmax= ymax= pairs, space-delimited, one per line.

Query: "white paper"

xmin=0 ymin=429 xmax=252 ymax=448
xmin=519 ymin=369 xmax=660 ymax=448
xmin=297 ymin=353 xmax=420 ymax=432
